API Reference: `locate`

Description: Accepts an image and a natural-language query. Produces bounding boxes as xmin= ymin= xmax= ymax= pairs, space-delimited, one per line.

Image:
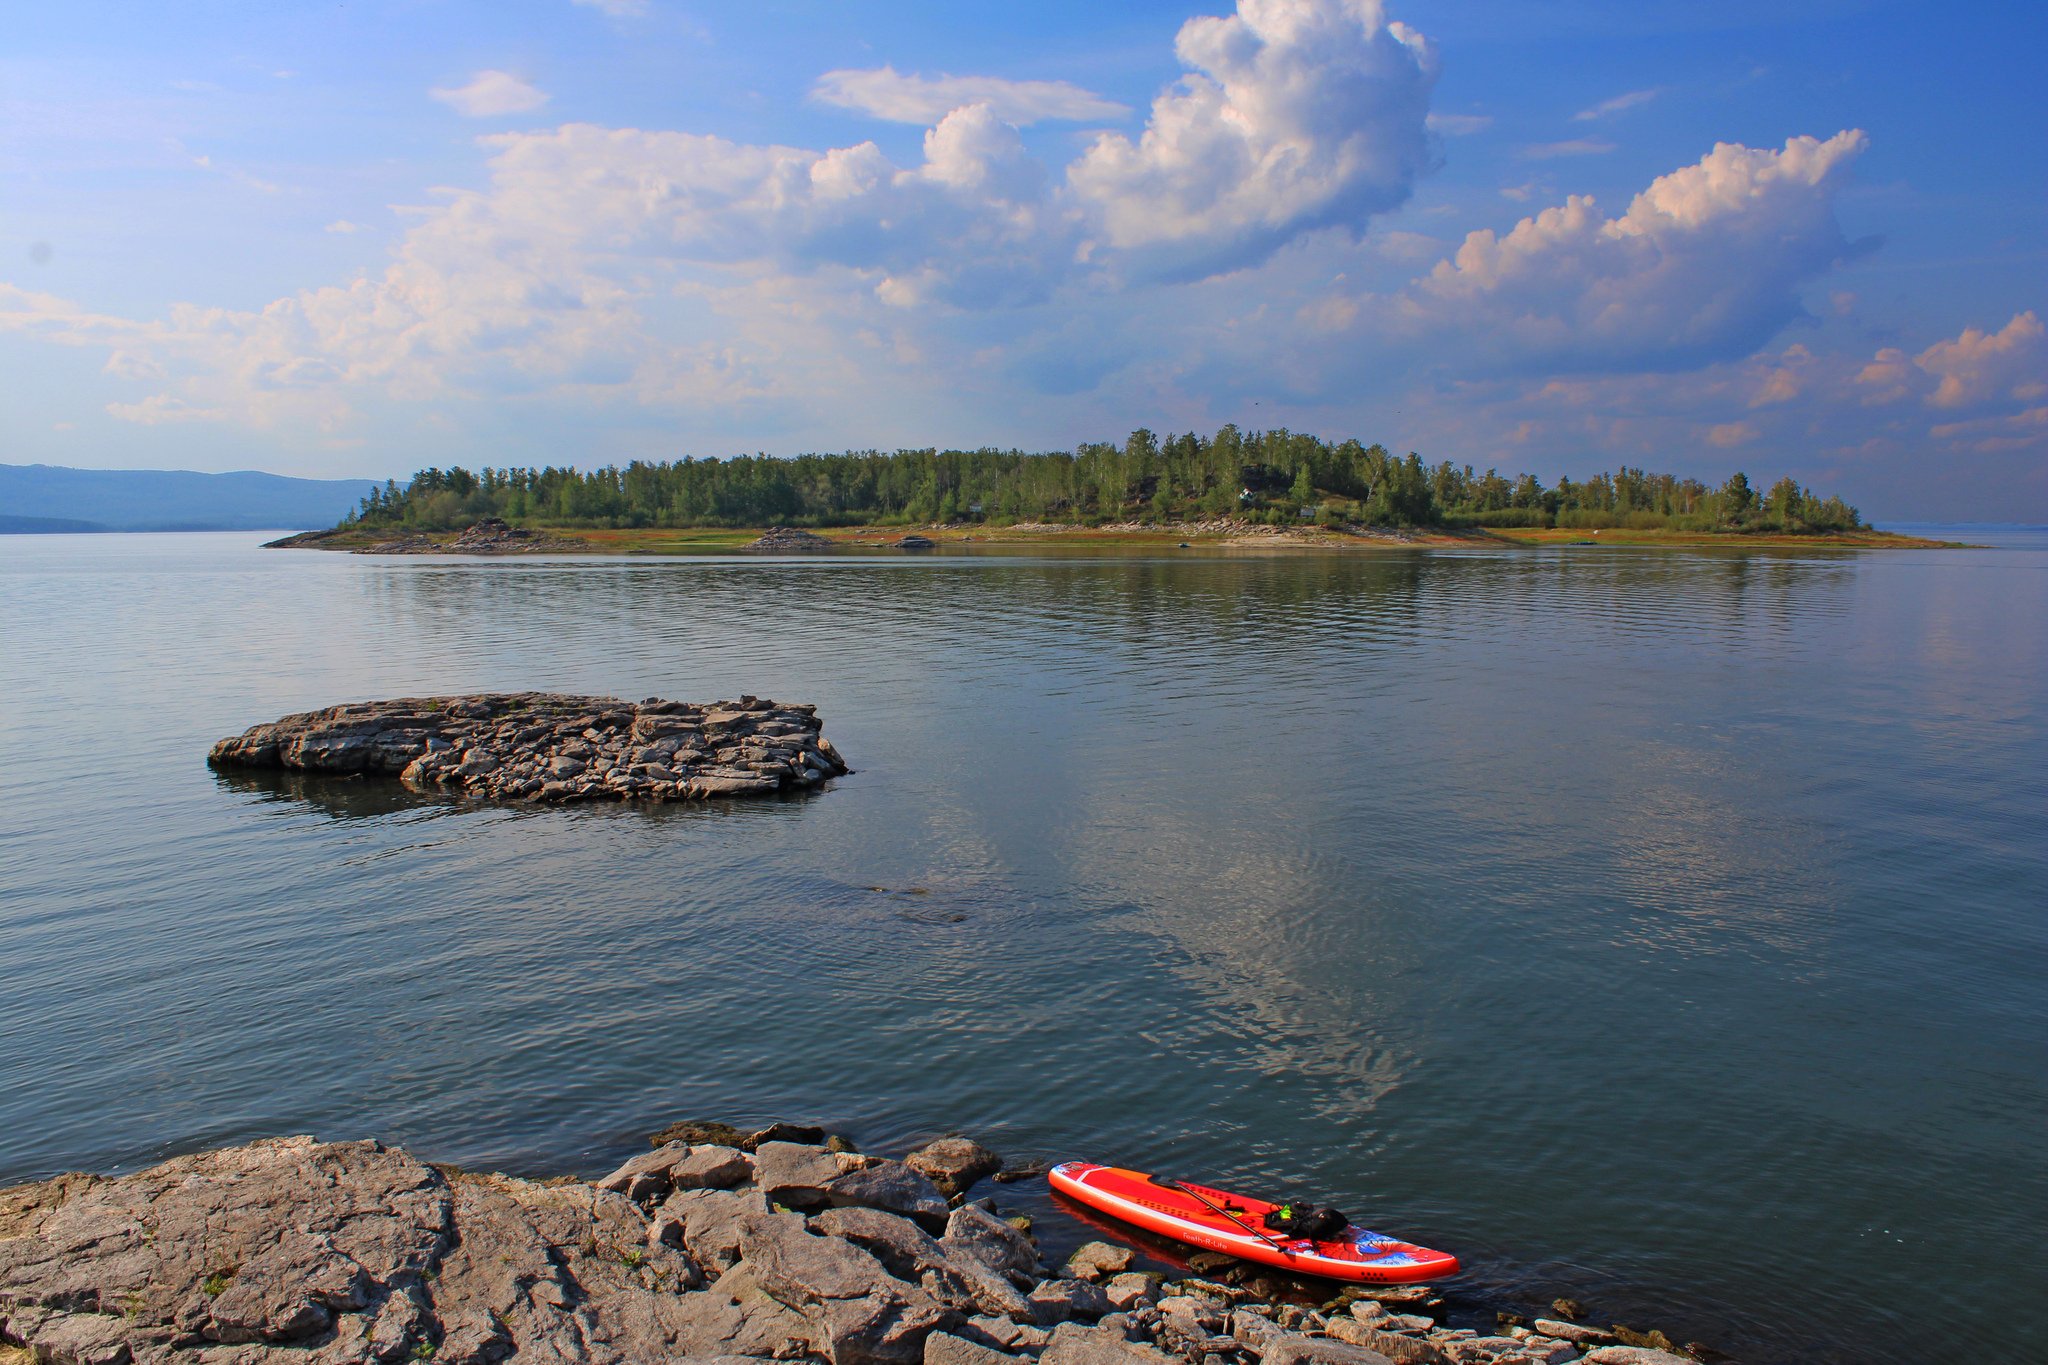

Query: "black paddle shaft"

xmin=1155 ymin=1177 xmax=1298 ymax=1258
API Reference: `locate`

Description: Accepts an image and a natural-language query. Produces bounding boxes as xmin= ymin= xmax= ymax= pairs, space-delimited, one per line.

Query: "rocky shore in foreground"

xmin=208 ymin=694 xmax=851 ymax=804
xmin=0 ymin=1127 xmax=1704 ymax=1365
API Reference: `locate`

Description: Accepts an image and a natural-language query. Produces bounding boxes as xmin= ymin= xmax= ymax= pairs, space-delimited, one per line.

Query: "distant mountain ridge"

xmin=0 ymin=463 xmax=377 ymax=532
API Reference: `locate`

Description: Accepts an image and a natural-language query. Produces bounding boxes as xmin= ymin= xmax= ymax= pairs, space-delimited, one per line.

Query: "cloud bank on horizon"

xmin=1 ymin=0 xmax=2041 ymax=518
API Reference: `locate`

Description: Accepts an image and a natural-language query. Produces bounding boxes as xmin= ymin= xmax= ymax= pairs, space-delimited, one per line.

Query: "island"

xmin=208 ymin=694 xmax=851 ymax=803
xmin=259 ymin=429 xmax=1954 ymax=555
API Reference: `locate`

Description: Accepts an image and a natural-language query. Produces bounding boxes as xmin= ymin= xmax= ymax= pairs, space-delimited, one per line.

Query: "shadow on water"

xmin=210 ymin=766 xmax=448 ymax=820
xmin=209 ymin=765 xmax=835 ymax=824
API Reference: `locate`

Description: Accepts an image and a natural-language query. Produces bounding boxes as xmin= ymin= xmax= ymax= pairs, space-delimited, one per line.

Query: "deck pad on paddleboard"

xmin=1048 ymin=1161 xmax=1458 ymax=1284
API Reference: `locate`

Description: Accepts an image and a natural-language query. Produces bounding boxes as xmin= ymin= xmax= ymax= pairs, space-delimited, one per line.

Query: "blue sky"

xmin=3 ymin=0 xmax=2043 ymax=519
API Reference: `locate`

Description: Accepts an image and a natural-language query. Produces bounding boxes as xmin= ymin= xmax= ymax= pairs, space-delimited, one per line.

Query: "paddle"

xmin=1154 ymin=1177 xmax=1299 ymax=1259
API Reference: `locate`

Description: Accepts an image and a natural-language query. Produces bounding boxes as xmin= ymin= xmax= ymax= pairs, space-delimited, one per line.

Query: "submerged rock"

xmin=648 ymin=1118 xmax=754 ymax=1149
xmin=207 ymin=692 xmax=851 ymax=805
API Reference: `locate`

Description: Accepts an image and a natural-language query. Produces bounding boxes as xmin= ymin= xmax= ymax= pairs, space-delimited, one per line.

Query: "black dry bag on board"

xmin=1262 ymin=1201 xmax=1349 ymax=1240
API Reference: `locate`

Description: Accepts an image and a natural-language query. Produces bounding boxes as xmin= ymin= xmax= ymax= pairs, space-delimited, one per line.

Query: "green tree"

xmin=1720 ymin=472 xmax=1756 ymax=527
xmin=1290 ymin=464 xmax=1316 ymax=506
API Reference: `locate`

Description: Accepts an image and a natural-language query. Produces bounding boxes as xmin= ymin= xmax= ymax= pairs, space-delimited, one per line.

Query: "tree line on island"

xmin=346 ymin=426 xmax=1865 ymax=534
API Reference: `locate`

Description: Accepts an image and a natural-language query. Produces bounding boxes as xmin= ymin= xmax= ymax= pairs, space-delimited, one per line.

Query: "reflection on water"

xmin=1 ymin=533 xmax=2044 ymax=1365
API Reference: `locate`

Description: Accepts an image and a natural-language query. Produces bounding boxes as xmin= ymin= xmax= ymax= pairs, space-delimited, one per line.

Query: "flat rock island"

xmin=208 ymin=693 xmax=850 ymax=803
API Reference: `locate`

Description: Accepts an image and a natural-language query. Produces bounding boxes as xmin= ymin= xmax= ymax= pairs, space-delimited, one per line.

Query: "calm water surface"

xmin=1 ymin=531 xmax=2043 ymax=1363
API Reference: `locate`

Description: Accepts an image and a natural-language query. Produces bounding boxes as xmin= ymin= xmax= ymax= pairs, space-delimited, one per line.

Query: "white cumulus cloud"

xmin=1402 ymin=130 xmax=1871 ymax=370
xmin=431 ymin=70 xmax=550 ymax=118
xmin=0 ymin=0 xmax=1952 ymax=482
xmin=1915 ymin=311 xmax=2045 ymax=409
xmin=812 ymin=67 xmax=1127 ymax=126
xmin=1066 ymin=0 xmax=1438 ymax=280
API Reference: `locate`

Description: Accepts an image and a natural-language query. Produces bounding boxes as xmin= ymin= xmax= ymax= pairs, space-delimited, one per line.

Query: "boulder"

xmin=827 ymin=1161 xmax=950 ymax=1227
xmin=811 ymin=1207 xmax=1034 ymax=1322
xmin=726 ymin=1212 xmax=958 ymax=1365
xmin=739 ymin=1212 xmax=905 ymax=1307
xmin=1508 ymin=1340 xmax=1581 ymax=1365
xmin=1156 ymin=1294 xmax=1226 ymax=1333
xmin=906 ymin=1138 xmax=1003 ymax=1199
xmin=1532 ymin=1321 xmax=1615 ymax=1347
xmin=926 ymin=1329 xmax=1025 ymax=1365
xmin=657 ymin=1186 xmax=775 ymax=1272
xmin=1026 ymin=1278 xmax=1114 ymax=1325
xmin=1441 ymin=1338 xmax=1542 ymax=1364
xmin=755 ymin=1141 xmax=850 ymax=1207
xmin=596 ymin=1140 xmax=694 ymax=1203
xmin=1061 ymin=1241 xmax=1137 ymax=1282
xmin=671 ymin=1144 xmax=755 ymax=1191
xmin=1102 ymin=1273 xmax=1160 ymax=1311
xmin=812 ymin=1291 xmax=956 ymax=1365
xmin=966 ymin=1315 xmax=1053 ymax=1352
xmin=1228 ymin=1308 xmax=1285 ymax=1354
xmin=751 ymin=1122 xmax=834 ymax=1149
xmin=657 ymin=1261 xmax=819 ymax=1360
xmin=1581 ymin=1351 xmax=1694 ymax=1365
xmin=1259 ymin=1333 xmax=1399 ymax=1365
xmin=812 ymin=1206 xmax=945 ymax=1276
xmin=1325 ymin=1318 xmax=1451 ymax=1364
xmin=940 ymin=1204 xmax=1039 ymax=1283
xmin=1039 ymin=1321 xmax=1179 ymax=1365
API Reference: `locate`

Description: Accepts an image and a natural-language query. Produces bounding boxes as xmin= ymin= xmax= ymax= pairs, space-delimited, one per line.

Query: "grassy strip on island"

xmin=331 ymin=428 xmax=1893 ymax=539
xmin=274 ymin=517 xmax=1952 ymax=556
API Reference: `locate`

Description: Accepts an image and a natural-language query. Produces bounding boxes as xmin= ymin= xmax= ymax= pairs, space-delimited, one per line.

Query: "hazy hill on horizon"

xmin=0 ymin=463 xmax=377 ymax=533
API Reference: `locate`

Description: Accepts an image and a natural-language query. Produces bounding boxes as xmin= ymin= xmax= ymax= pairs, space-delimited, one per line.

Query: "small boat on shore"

xmin=1048 ymin=1161 xmax=1458 ymax=1284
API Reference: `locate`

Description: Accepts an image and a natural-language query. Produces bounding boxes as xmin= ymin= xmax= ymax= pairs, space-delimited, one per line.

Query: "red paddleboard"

xmin=1048 ymin=1161 xmax=1458 ymax=1284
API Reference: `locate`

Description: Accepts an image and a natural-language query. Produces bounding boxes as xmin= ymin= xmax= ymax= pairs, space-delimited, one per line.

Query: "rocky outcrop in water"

xmin=208 ymin=693 xmax=851 ymax=803
xmin=0 ymin=1125 xmax=1713 ymax=1365
xmin=742 ymin=528 xmax=836 ymax=554
xmin=265 ymin=520 xmax=592 ymax=554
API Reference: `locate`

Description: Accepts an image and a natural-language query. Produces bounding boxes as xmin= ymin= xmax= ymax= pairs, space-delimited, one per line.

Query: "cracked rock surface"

xmin=2 ymin=1133 xmax=1594 ymax=1365
xmin=207 ymin=693 xmax=851 ymax=804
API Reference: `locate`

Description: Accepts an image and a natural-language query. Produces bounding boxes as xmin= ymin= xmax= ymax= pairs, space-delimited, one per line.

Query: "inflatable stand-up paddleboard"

xmin=1048 ymin=1161 xmax=1458 ymax=1284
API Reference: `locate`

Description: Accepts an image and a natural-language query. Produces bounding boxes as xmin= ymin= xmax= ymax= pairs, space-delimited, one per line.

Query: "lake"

xmin=1 ymin=530 xmax=2042 ymax=1363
